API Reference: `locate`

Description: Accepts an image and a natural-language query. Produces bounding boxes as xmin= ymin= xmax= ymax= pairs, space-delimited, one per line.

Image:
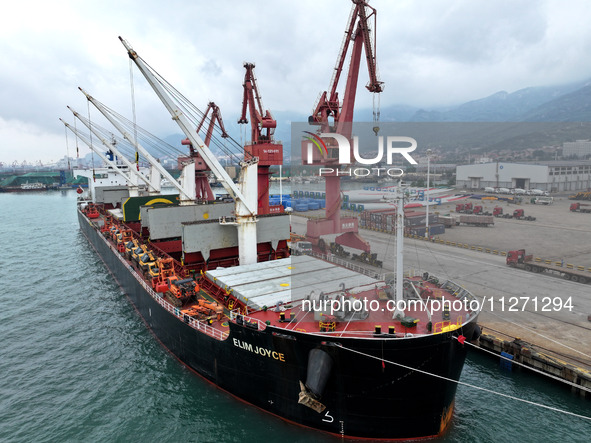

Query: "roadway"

xmin=291 ymin=214 xmax=591 ymax=368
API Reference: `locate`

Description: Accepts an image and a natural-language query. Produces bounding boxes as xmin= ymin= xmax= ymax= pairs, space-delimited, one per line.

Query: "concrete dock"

xmin=290 ymin=194 xmax=591 ymax=396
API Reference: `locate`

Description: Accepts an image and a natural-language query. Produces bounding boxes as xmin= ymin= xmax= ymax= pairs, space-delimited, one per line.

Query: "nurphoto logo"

xmin=302 ymin=131 xmax=418 ymax=177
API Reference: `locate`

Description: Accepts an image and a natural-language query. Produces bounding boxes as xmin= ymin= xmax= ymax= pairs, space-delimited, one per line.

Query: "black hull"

xmin=78 ymin=210 xmax=478 ymax=440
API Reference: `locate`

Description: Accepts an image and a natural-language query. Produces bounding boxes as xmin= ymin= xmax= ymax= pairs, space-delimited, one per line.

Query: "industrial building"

xmin=563 ymin=140 xmax=591 ymax=159
xmin=456 ymin=161 xmax=591 ymax=192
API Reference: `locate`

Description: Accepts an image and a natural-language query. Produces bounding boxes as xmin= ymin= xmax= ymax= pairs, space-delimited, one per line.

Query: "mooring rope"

xmin=485 ymin=310 xmax=591 ymax=360
xmin=459 ymin=337 xmax=591 ymax=394
xmin=339 ymin=344 xmax=591 ymax=422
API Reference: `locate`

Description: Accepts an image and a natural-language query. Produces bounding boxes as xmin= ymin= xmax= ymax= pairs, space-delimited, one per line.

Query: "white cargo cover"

xmin=205 ymin=255 xmax=380 ymax=310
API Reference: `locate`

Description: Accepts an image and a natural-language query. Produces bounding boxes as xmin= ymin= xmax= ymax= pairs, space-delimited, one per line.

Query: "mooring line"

xmin=340 ymin=344 xmax=591 ymax=422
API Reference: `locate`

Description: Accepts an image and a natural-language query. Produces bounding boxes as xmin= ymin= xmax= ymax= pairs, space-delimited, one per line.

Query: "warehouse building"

xmin=563 ymin=140 xmax=591 ymax=159
xmin=456 ymin=161 xmax=591 ymax=192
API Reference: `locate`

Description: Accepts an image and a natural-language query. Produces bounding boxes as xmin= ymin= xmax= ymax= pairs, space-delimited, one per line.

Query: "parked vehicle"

xmin=291 ymin=241 xmax=313 ymax=255
xmin=570 ymin=202 xmax=591 ymax=213
xmin=531 ymin=189 xmax=548 ymax=196
xmin=493 ymin=207 xmax=513 ymax=218
xmin=533 ymin=196 xmax=553 ymax=205
xmin=507 ymin=249 xmax=589 ymax=284
xmin=457 ymin=215 xmax=494 ymax=226
xmin=512 ymin=209 xmax=536 ymax=221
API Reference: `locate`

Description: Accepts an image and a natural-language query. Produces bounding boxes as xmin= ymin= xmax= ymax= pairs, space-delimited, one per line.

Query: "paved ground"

xmin=290 ymin=195 xmax=591 ymax=370
xmin=432 ymin=195 xmax=591 ymax=266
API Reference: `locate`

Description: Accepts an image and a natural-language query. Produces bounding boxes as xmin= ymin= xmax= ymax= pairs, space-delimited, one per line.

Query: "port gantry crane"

xmin=180 ymin=101 xmax=228 ymax=202
xmin=238 ymin=62 xmax=283 ymax=215
xmin=304 ymin=0 xmax=383 ymax=253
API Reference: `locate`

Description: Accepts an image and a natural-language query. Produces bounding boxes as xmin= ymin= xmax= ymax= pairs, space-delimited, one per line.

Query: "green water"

xmin=0 ymin=191 xmax=589 ymax=442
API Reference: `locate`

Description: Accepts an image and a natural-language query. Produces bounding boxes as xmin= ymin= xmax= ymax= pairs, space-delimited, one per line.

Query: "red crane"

xmin=238 ymin=62 xmax=283 ymax=215
xmin=309 ymin=0 xmax=383 ymax=134
xmin=304 ymin=0 xmax=383 ymax=253
xmin=180 ymin=101 xmax=228 ymax=202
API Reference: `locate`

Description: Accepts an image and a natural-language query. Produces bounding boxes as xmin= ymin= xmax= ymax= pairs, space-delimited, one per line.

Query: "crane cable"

xmin=64 ymin=125 xmax=71 ymax=170
xmin=87 ymin=100 xmax=95 ymax=182
xmin=137 ymin=55 xmax=246 ymax=162
xmin=339 ymin=343 xmax=591 ymax=422
xmin=73 ymin=116 xmax=79 ymax=158
xmin=129 ymin=58 xmax=139 ymax=170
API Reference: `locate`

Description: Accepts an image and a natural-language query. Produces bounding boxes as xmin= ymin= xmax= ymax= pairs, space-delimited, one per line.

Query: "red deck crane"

xmin=180 ymin=101 xmax=228 ymax=201
xmin=304 ymin=0 xmax=383 ymax=253
xmin=238 ymin=62 xmax=283 ymax=215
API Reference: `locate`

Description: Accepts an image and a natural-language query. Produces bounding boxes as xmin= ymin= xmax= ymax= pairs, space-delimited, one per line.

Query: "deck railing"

xmin=89 ymin=212 xmax=229 ymax=341
xmin=229 ymin=309 xmax=268 ymax=331
xmin=310 ymin=251 xmax=386 ymax=280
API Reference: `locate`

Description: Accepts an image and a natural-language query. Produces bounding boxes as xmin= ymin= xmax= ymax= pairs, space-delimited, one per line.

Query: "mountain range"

xmin=384 ymin=78 xmax=591 ymax=123
xmin=84 ymin=77 xmax=591 ymax=164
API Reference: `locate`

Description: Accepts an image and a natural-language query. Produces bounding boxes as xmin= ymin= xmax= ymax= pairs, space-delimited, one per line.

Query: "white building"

xmin=563 ymin=140 xmax=591 ymax=159
xmin=456 ymin=161 xmax=591 ymax=192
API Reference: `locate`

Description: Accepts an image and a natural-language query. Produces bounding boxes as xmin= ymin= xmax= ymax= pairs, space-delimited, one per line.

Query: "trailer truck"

xmin=507 ymin=249 xmax=589 ymax=284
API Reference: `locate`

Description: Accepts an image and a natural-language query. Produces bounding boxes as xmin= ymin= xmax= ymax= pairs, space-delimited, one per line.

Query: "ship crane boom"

xmin=119 ymin=36 xmax=259 ymax=266
xmin=60 ymin=119 xmax=141 ymax=196
xmin=79 ymin=88 xmax=194 ymax=202
xmin=66 ymin=107 xmax=157 ymax=193
xmin=119 ymin=36 xmax=256 ymax=216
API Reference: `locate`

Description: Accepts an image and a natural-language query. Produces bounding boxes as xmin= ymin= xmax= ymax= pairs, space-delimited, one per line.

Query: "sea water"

xmin=0 ymin=191 xmax=589 ymax=442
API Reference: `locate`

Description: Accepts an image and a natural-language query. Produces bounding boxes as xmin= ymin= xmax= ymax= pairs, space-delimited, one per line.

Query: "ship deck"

xmin=204 ymin=255 xmax=475 ymax=338
xmin=85 ymin=207 xmax=476 ymax=341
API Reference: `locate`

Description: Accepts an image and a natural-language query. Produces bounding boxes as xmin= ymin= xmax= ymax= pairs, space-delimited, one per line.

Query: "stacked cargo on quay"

xmin=67 ymin=2 xmax=482 ymax=439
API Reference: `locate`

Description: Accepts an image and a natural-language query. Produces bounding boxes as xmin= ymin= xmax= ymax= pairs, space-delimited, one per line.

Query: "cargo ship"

xmin=77 ymin=188 xmax=480 ymax=440
xmin=69 ymin=3 xmax=481 ymax=439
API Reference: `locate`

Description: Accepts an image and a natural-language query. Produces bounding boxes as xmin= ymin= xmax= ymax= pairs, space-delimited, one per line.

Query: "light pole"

xmin=425 ymin=149 xmax=432 ymax=239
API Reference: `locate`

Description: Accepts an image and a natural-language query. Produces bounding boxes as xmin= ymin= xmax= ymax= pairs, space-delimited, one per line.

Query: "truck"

xmin=492 ymin=207 xmax=512 ymax=218
xmin=455 ymin=202 xmax=473 ymax=213
xmin=531 ymin=189 xmax=549 ymax=196
xmin=291 ymin=241 xmax=313 ymax=255
xmin=533 ymin=196 xmax=553 ymax=205
xmin=438 ymin=215 xmax=456 ymax=228
xmin=512 ymin=209 xmax=535 ymax=221
xmin=457 ymin=215 xmax=494 ymax=226
xmin=507 ymin=249 xmax=589 ymax=284
xmin=472 ymin=205 xmax=491 ymax=216
xmin=570 ymin=202 xmax=591 ymax=213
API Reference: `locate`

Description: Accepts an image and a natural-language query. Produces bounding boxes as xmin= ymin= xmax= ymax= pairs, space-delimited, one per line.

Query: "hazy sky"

xmin=2 ymin=0 xmax=591 ymax=164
